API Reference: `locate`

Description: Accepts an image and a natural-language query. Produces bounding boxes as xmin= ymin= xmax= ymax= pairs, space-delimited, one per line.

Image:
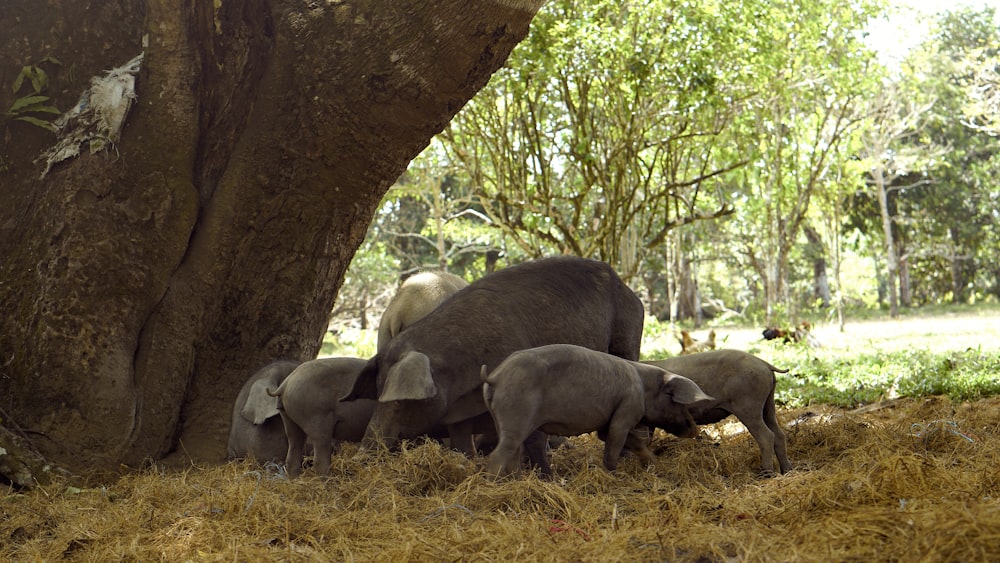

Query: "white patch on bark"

xmin=37 ymin=53 xmax=144 ymax=179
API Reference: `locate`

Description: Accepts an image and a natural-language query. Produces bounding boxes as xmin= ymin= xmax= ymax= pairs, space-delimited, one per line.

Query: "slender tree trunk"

xmin=898 ymin=249 xmax=912 ymax=307
xmin=831 ymin=199 xmax=845 ymax=331
xmin=948 ymin=226 xmax=974 ymax=303
xmin=776 ymin=246 xmax=793 ymax=320
xmin=433 ymin=176 xmax=448 ymax=270
xmin=804 ymin=224 xmax=832 ymax=307
xmin=667 ymin=230 xmax=679 ymax=322
xmin=674 ymin=232 xmax=702 ymax=324
xmin=873 ymin=167 xmax=900 ymax=317
xmin=873 ymin=253 xmax=887 ymax=306
xmin=0 ymin=0 xmax=542 ymax=473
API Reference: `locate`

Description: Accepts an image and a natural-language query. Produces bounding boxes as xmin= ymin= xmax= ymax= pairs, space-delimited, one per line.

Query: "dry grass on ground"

xmin=4 ymin=395 xmax=999 ymax=561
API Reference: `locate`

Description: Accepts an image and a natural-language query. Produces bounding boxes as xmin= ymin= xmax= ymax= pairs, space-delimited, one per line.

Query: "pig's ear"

xmin=341 ymin=355 xmax=380 ymax=401
xmin=380 ymin=351 xmax=437 ymax=402
xmin=663 ymin=373 xmax=713 ymax=404
xmin=242 ymin=378 xmax=281 ymax=424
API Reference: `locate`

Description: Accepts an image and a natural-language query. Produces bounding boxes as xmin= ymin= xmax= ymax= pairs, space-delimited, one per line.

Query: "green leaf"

xmin=8 ymin=95 xmax=50 ymax=113
xmin=32 ymin=67 xmax=49 ymax=92
xmin=12 ymin=68 xmax=26 ymax=94
xmin=15 ymin=116 xmax=57 ymax=132
xmin=18 ymin=104 xmax=62 ymax=115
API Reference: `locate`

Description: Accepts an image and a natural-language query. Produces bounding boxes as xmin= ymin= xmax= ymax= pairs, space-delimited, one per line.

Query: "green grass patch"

xmin=773 ymin=347 xmax=1000 ymax=408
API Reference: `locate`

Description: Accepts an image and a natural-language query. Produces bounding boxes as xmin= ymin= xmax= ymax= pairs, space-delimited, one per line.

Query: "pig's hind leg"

xmin=601 ymin=409 xmax=642 ymax=471
xmin=763 ymin=394 xmax=791 ymax=473
xmin=741 ymin=413 xmax=779 ymax=477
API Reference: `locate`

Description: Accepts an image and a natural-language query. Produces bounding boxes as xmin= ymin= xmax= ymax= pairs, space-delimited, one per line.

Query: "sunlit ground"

xmin=655 ymin=307 xmax=1000 ymax=356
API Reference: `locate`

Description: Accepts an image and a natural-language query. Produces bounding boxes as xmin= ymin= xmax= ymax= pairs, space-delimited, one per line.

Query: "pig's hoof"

xmin=757 ymin=469 xmax=777 ymax=479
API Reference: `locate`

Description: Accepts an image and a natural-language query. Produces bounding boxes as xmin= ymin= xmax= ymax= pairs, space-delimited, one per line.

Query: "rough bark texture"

xmin=0 ymin=0 xmax=542 ymax=476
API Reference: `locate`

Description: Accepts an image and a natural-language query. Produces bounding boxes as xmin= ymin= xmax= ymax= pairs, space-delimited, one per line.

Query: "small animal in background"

xmin=678 ymin=329 xmax=716 ymax=355
xmin=795 ymin=321 xmax=821 ymax=348
xmin=762 ymin=326 xmax=791 ymax=341
xmin=763 ymin=321 xmax=820 ymax=348
xmin=482 ymin=343 xmax=712 ymax=477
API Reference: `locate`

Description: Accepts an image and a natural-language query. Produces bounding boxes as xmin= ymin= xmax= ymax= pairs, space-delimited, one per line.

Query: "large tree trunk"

xmin=0 ymin=0 xmax=542 ymax=475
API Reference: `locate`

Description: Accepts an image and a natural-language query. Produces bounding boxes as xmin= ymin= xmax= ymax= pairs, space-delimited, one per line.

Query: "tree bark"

xmin=948 ymin=226 xmax=973 ymax=304
xmin=873 ymin=167 xmax=900 ymax=317
xmin=898 ymin=246 xmax=912 ymax=308
xmin=673 ymin=232 xmax=702 ymax=324
xmin=0 ymin=0 xmax=542 ymax=473
xmin=803 ymin=224 xmax=831 ymax=308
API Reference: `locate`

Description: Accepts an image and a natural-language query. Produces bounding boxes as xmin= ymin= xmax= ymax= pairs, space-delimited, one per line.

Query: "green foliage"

xmin=441 ymin=0 xmax=762 ymax=278
xmin=330 ymin=237 xmax=400 ymax=333
xmin=637 ymin=315 xmax=679 ymax=359
xmin=340 ymin=0 xmax=1000 ymax=331
xmin=7 ymin=57 xmax=62 ymax=132
xmin=860 ymin=6 xmax=1000 ymax=306
xmin=773 ymin=347 xmax=1000 ymax=408
xmin=895 ymin=349 xmax=1000 ymax=400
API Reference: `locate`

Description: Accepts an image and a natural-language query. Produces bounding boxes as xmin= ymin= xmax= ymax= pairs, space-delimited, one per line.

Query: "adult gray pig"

xmin=643 ymin=349 xmax=792 ymax=475
xmin=482 ymin=344 xmax=712 ymax=476
xmin=227 ymin=360 xmax=301 ymax=462
xmin=342 ymin=256 xmax=645 ymax=456
xmin=267 ymin=357 xmax=374 ymax=478
xmin=377 ymin=271 xmax=468 ymax=355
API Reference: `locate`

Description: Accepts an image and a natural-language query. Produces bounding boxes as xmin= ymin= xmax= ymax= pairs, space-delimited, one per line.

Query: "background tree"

xmin=963 ymin=48 xmax=1000 ymax=135
xmin=724 ymin=0 xmax=880 ymax=324
xmin=382 ymin=148 xmax=501 ymax=277
xmin=335 ymin=0 xmax=998 ymax=335
xmin=921 ymin=8 xmax=1000 ymax=304
xmin=353 ymin=0 xmax=893 ymax=327
xmin=868 ymin=7 xmax=1000 ymax=306
xmin=0 ymin=0 xmax=543 ymax=473
xmin=856 ymin=79 xmax=939 ymax=317
xmin=440 ymin=0 xmax=746 ymax=286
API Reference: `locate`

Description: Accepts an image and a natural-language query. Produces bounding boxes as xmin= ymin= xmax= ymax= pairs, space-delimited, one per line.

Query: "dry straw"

xmin=3 ymin=396 xmax=999 ymax=561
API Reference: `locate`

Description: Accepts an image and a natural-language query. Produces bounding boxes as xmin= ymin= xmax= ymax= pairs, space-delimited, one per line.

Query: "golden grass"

xmin=4 ymin=396 xmax=999 ymax=562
